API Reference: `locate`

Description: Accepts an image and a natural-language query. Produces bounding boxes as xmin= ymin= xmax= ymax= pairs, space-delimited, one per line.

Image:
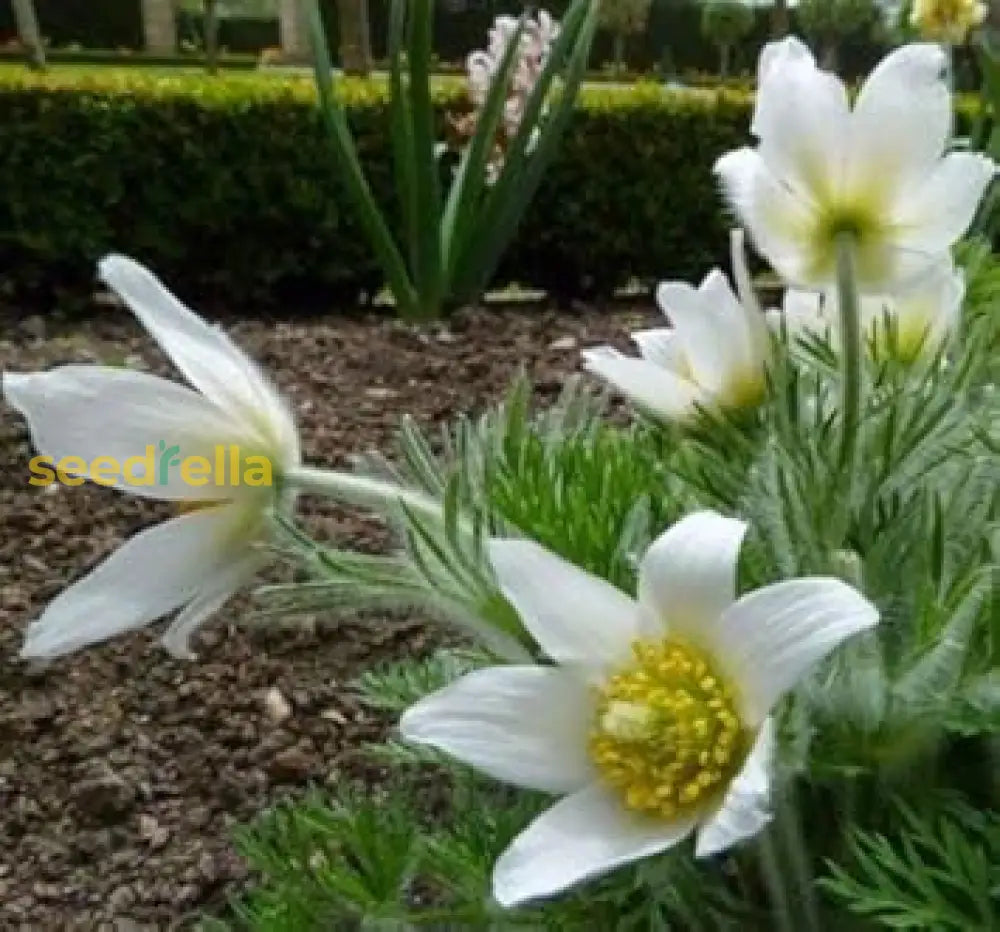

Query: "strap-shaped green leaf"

xmin=453 ymin=0 xmax=599 ymax=301
xmin=304 ymin=0 xmax=419 ymax=317
xmin=388 ymin=0 xmax=418 ymax=277
xmin=407 ymin=0 xmax=444 ymax=318
xmin=440 ymin=14 xmax=530 ymax=286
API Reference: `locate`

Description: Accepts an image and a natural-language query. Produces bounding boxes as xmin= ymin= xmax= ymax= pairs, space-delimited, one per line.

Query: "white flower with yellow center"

xmin=401 ymin=512 xmax=879 ymax=907
xmin=716 ymin=38 xmax=996 ymax=291
xmin=3 ymin=255 xmax=300 ymax=660
xmin=582 ymin=242 xmax=770 ymax=422
xmin=912 ymin=0 xmax=987 ymax=45
xmin=774 ymin=257 xmax=965 ymax=362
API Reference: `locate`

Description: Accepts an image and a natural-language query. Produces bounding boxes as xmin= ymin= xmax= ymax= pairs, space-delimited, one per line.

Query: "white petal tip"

xmin=694 ymin=809 xmax=773 ymax=860
xmin=397 ymin=706 xmax=425 ymax=742
xmin=580 ymin=346 xmax=619 ymax=368
xmin=491 ymin=881 xmax=522 ymax=910
xmin=2 ymin=371 xmax=28 ymax=406
xmin=19 ymin=632 xmax=66 ymax=663
xmin=97 ymin=252 xmax=136 ymax=279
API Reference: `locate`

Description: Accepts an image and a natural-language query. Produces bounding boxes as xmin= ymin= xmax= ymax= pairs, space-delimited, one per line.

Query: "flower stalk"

xmin=287 ymin=465 xmax=451 ymax=527
xmin=756 ymin=829 xmax=797 ymax=932
xmin=836 ymin=231 xmax=863 ymax=472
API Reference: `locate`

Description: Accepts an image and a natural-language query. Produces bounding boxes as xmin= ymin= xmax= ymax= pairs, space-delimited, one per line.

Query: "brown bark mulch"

xmin=0 ymin=300 xmax=653 ymax=930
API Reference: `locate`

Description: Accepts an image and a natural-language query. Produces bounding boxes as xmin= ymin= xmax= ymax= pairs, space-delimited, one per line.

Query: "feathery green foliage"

xmin=229 ymin=234 xmax=999 ymax=925
xmin=821 ymin=797 xmax=1000 ymax=929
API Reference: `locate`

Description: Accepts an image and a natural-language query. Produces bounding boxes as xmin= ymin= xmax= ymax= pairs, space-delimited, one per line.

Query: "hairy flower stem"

xmin=836 ymin=232 xmax=863 ymax=473
xmin=756 ymin=829 xmax=797 ymax=932
xmin=287 ymin=465 xmax=449 ymax=526
xmin=777 ymin=787 xmax=822 ymax=931
xmin=757 ymin=793 xmax=822 ymax=932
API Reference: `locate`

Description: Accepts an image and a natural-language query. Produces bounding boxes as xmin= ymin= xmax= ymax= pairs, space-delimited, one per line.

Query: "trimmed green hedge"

xmin=1 ymin=67 xmax=963 ymax=313
xmin=0 ymin=67 xmax=752 ymax=311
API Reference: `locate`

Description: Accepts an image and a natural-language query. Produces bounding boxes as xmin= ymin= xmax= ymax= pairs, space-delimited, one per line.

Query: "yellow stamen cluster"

xmin=589 ymin=639 xmax=747 ymax=820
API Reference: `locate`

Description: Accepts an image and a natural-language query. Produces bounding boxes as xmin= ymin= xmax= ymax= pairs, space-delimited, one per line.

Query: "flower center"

xmin=589 ymin=639 xmax=748 ymax=820
xmin=809 ymin=202 xmax=890 ymax=286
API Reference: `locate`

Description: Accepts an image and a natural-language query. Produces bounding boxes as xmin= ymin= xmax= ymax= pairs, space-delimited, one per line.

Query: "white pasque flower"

xmin=582 ymin=234 xmax=770 ymax=421
xmin=3 ymin=255 xmax=300 ymax=660
xmin=401 ymin=512 xmax=879 ymax=907
xmin=716 ymin=38 xmax=996 ymax=291
xmin=773 ymin=257 xmax=965 ymax=361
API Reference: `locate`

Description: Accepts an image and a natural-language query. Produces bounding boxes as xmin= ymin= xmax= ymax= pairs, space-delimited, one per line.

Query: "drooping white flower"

xmin=401 ymin=512 xmax=879 ymax=907
xmin=912 ymin=0 xmax=987 ymax=44
xmin=716 ymin=39 xmax=996 ymax=292
xmin=4 ymin=255 xmax=301 ymax=660
xmin=582 ymin=233 xmax=770 ymax=421
xmin=773 ymin=257 xmax=965 ymax=362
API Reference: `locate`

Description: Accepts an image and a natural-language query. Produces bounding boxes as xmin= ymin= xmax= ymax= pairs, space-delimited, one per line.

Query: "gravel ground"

xmin=0 ymin=300 xmax=653 ymax=929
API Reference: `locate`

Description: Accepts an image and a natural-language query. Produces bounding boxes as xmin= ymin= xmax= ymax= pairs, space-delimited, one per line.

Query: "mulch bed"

xmin=0 ymin=299 xmax=654 ymax=929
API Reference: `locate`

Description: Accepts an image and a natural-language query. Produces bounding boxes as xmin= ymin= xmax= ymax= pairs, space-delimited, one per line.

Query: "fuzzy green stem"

xmin=835 ymin=232 xmax=862 ymax=472
xmin=756 ymin=829 xmax=797 ymax=932
xmin=287 ymin=465 xmax=447 ymax=525
xmin=777 ymin=787 xmax=822 ymax=931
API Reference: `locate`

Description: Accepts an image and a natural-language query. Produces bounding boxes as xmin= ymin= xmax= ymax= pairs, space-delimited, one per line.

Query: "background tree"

xmin=141 ymin=0 xmax=177 ymax=53
xmin=336 ymin=0 xmax=372 ymax=76
xmin=278 ymin=0 xmax=309 ymax=62
xmin=797 ymin=0 xmax=881 ymax=68
xmin=11 ymin=0 xmax=45 ymax=70
xmin=203 ymin=0 xmax=220 ymax=73
xmin=701 ymin=1 xmax=754 ymax=78
xmin=598 ymin=0 xmax=652 ymax=75
xmin=771 ymin=0 xmax=790 ymax=37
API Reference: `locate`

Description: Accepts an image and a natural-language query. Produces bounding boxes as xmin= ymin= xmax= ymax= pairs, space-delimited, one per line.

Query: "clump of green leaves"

xmin=304 ymin=0 xmax=600 ymax=319
xmin=224 ymin=244 xmax=1000 ymax=930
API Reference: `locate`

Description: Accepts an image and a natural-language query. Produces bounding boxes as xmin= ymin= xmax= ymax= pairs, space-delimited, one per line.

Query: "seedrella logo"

xmin=29 ymin=442 xmax=274 ymax=488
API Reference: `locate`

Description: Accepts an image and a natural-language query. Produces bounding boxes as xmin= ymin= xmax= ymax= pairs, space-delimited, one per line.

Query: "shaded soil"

xmin=0 ymin=299 xmax=653 ymax=929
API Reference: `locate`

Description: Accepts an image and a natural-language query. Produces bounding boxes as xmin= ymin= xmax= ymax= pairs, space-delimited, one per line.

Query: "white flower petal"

xmin=706 ymin=267 xmax=769 ymax=373
xmin=730 ymin=229 xmax=771 ymax=362
xmin=715 ymin=148 xmax=818 ymax=288
xmin=848 ymin=44 xmax=951 ymax=197
xmin=631 ymin=328 xmax=687 ymax=373
xmin=872 ymin=257 xmax=965 ymax=357
xmin=399 ymin=666 xmax=595 ymax=793
xmin=99 ymin=255 xmax=299 ymax=462
xmin=919 ymin=262 xmax=965 ymax=349
xmin=711 ymin=578 xmax=880 ymax=725
xmin=755 ymin=37 xmax=814 ymax=105
xmin=780 ymin=289 xmax=831 ymax=342
xmin=19 ymin=506 xmax=253 ymax=660
xmin=160 ymin=553 xmax=260 ymax=660
xmin=488 ymin=539 xmax=643 ymax=667
xmin=656 ymin=271 xmax=745 ymax=392
xmin=890 ymin=153 xmax=996 ymax=257
xmin=582 ymin=349 xmax=703 ymax=422
xmin=3 ymin=367 xmax=252 ymax=500
xmin=493 ymin=784 xmax=698 ymax=907
xmin=695 ymin=719 xmax=775 ymax=858
xmin=638 ymin=511 xmax=747 ymax=639
xmin=752 ymin=38 xmax=850 ymax=201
